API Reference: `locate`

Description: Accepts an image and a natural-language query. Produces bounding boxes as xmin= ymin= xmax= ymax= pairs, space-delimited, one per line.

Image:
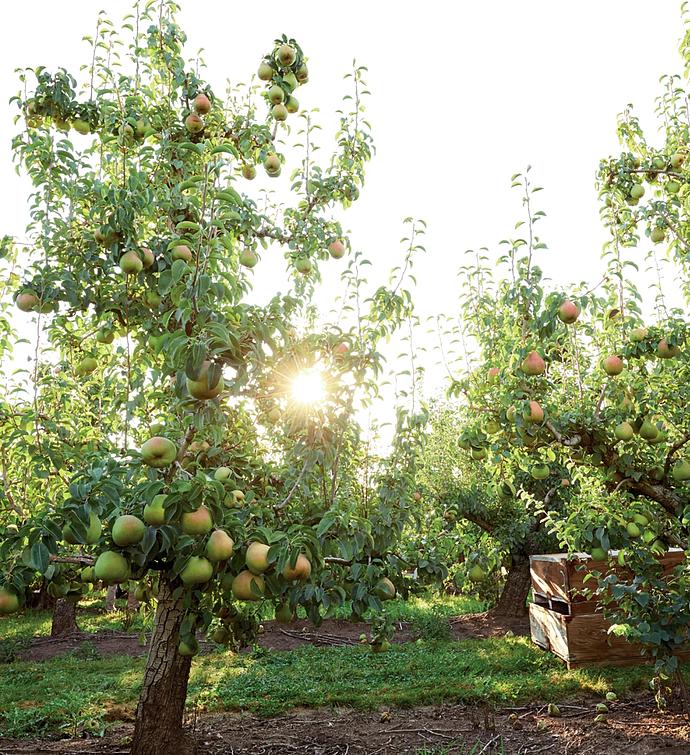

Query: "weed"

xmin=410 ymin=605 xmax=453 ymax=641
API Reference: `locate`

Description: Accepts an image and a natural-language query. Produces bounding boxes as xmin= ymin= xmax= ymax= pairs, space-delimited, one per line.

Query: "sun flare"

xmin=290 ymin=366 xmax=326 ymax=406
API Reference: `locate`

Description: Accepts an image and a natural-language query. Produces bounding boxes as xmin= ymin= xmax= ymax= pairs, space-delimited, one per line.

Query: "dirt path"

xmin=1 ymin=697 xmax=688 ymax=754
xmin=16 ymin=612 xmax=530 ymax=662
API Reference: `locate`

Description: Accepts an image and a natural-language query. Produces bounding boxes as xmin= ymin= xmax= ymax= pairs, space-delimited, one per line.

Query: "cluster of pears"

xmin=184 ymin=92 xmax=212 ymax=136
xmin=84 ymin=463 xmax=246 ymax=587
xmin=622 ymin=149 xmax=686 ymax=206
xmin=85 ymin=445 xmax=315 ymax=600
xmin=258 ymin=42 xmax=308 ymax=124
xmin=24 ymin=84 xmax=156 ymax=141
xmin=23 ymin=92 xmax=93 ymax=135
xmin=514 ymin=300 xmax=581 ymax=375
xmin=91 ymin=501 xmax=235 ymax=587
xmin=630 ymin=326 xmax=682 ymax=359
xmin=227 ymin=541 xmax=312 ymax=602
xmin=290 ymin=240 xmax=347 ymax=276
xmin=589 ymin=512 xmax=666 ymax=561
xmin=614 ymin=417 xmax=666 ymax=446
xmin=254 ymin=43 xmax=308 ymax=179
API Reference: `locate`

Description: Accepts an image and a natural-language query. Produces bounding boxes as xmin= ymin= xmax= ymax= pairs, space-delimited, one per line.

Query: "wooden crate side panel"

xmin=529 ymin=603 xmax=570 ymax=660
xmin=530 ymin=559 xmax=570 ymax=602
xmin=531 ymin=550 xmax=685 ymax=604
xmin=567 ymin=648 xmax=690 ymax=670
xmin=566 ymin=550 xmax=684 ymax=597
xmin=564 ymin=613 xmax=645 ymax=664
xmin=530 ymin=603 xmax=644 ymax=664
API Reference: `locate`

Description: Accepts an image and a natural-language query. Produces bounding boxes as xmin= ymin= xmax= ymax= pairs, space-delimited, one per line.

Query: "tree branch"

xmin=276 ymin=458 xmax=310 ymax=510
xmin=664 ymin=432 xmax=690 ymax=477
xmin=545 ymin=420 xmax=581 ymax=447
xmin=50 ymin=554 xmax=95 ymax=565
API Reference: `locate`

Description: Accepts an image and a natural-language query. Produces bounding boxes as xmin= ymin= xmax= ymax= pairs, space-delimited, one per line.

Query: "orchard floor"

xmin=2 ymin=595 xmax=689 ymax=754
xmin=2 ymin=698 xmax=690 ymax=754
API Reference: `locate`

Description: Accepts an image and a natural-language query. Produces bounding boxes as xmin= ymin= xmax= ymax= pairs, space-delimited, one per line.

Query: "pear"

xmin=272 ymin=103 xmax=288 ymax=122
xmin=602 ymin=356 xmax=624 ymax=376
xmin=657 ymin=339 xmax=680 ymax=359
xmin=276 ymin=44 xmax=296 ymax=67
xmin=267 ymin=85 xmax=285 ymax=105
xmin=639 ymin=420 xmax=659 ymax=441
xmin=672 ymin=459 xmax=690 ymax=482
xmin=258 ymin=62 xmax=274 ymax=81
xmin=557 ymin=300 xmax=580 ymax=324
xmin=521 ymin=351 xmax=545 ymax=376
xmin=524 ymin=400 xmax=544 ymax=423
xmin=614 ymin=422 xmax=634 ymax=441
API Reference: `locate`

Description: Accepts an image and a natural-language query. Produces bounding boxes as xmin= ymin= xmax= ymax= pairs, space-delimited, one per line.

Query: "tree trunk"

xmin=490 ymin=551 xmax=532 ymax=619
xmin=105 ymin=584 xmax=117 ymax=612
xmin=130 ymin=576 xmax=195 ymax=755
xmin=51 ymin=598 xmax=80 ymax=637
xmin=127 ymin=589 xmax=140 ymax=613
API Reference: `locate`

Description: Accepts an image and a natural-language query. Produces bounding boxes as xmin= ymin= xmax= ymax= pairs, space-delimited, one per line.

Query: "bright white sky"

xmin=0 ymin=1 xmax=685 ymax=413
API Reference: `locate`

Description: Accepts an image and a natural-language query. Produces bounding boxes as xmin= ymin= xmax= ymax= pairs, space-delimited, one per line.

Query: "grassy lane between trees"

xmin=0 ymin=594 xmax=672 ymax=740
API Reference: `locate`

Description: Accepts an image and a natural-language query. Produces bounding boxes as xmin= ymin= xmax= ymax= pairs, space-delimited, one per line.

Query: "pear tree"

xmin=0 ymin=2 xmax=424 ymax=752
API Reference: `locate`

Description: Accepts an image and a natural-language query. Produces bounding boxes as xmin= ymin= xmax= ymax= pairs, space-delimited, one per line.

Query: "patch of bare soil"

xmin=18 ymin=631 xmax=149 ymax=662
xmin=1 ymin=696 xmax=689 ymax=754
xmin=450 ymin=611 xmax=530 ymax=640
xmin=17 ymin=612 xmax=528 ymax=662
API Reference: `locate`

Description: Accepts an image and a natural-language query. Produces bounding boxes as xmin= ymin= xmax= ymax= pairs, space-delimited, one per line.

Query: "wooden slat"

xmin=529 ymin=602 xmax=570 ymax=659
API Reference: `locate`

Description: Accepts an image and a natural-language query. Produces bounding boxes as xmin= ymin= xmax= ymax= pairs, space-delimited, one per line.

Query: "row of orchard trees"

xmin=420 ymin=21 xmax=690 ymax=688
xmin=0 ymin=4 xmax=434 ymax=753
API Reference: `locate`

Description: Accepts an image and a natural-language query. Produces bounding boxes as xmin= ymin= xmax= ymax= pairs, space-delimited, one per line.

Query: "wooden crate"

xmin=529 ymin=549 xmax=688 ymax=669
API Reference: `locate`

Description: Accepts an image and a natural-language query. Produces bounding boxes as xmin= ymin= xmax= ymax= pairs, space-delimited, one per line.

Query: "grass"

xmin=0 ymin=595 xmax=148 ymax=641
xmin=257 ymin=592 xmax=487 ymax=624
xmin=0 ymin=596 xmax=149 ymax=664
xmin=380 ymin=593 xmax=486 ymax=622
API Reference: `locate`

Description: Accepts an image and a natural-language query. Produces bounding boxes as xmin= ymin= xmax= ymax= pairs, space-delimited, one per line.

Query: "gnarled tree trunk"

xmin=130 ymin=575 xmax=195 ymax=755
xmin=490 ymin=550 xmax=532 ymax=619
xmin=51 ymin=598 xmax=80 ymax=637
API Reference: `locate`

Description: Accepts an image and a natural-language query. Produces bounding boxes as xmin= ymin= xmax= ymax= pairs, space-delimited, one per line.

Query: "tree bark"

xmin=489 ymin=551 xmax=532 ymax=619
xmin=127 ymin=589 xmax=140 ymax=613
xmin=130 ymin=575 xmax=195 ymax=755
xmin=105 ymin=584 xmax=117 ymax=612
xmin=51 ymin=598 xmax=80 ymax=637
